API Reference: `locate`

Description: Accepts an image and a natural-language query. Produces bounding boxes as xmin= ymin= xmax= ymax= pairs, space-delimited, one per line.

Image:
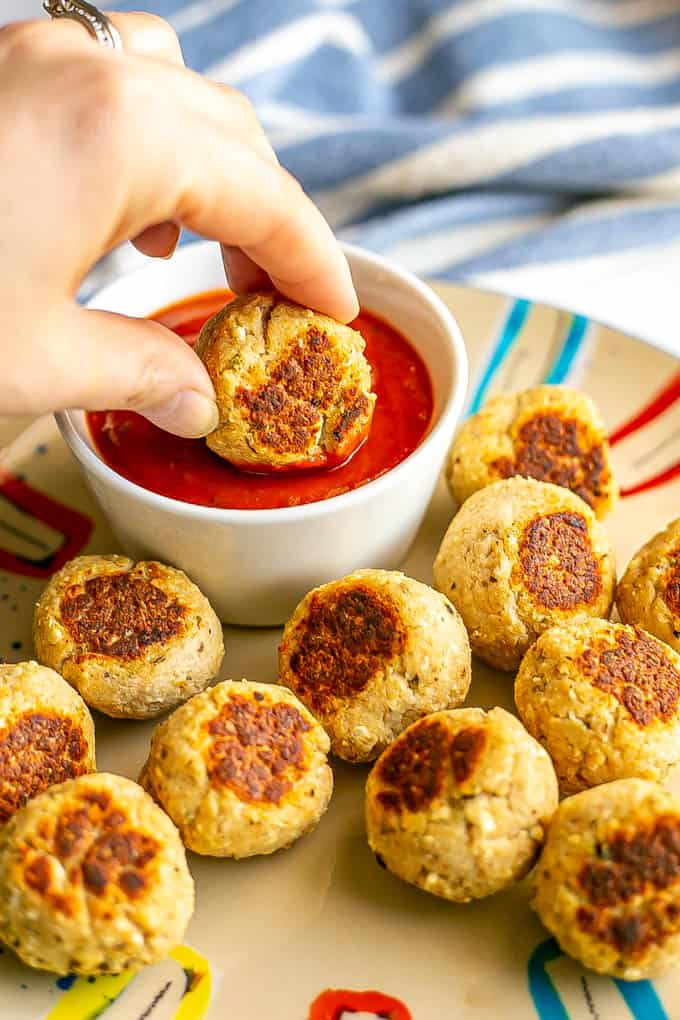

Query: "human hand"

xmin=0 ymin=13 xmax=358 ymax=436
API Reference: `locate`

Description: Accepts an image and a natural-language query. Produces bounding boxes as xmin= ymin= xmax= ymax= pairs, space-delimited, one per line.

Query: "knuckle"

xmin=280 ymin=168 xmax=307 ymax=201
xmin=222 ymin=84 xmax=257 ymax=120
xmin=84 ymin=59 xmax=132 ymax=121
xmin=0 ymin=21 xmax=49 ymax=61
xmin=52 ymin=58 xmax=145 ymax=179
xmin=137 ymin=12 xmax=182 ymax=53
xmin=139 ymin=11 xmax=176 ymax=35
xmin=67 ymin=58 xmax=137 ymax=146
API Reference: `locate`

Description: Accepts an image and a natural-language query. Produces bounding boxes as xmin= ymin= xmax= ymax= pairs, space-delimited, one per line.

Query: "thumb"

xmin=61 ymin=306 xmax=218 ymax=438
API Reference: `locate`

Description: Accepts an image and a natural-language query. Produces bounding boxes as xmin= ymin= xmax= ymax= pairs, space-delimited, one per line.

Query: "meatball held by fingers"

xmin=194 ymin=293 xmax=375 ymax=472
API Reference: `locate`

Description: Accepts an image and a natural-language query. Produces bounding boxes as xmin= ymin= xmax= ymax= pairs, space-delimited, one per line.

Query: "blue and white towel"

xmin=83 ymin=1 xmax=680 ymax=351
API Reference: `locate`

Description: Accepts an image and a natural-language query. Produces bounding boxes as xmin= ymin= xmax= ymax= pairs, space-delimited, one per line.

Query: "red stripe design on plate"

xmin=609 ymin=370 xmax=680 ymax=446
xmin=0 ymin=470 xmax=93 ymax=578
xmin=308 ymin=989 xmax=413 ymax=1020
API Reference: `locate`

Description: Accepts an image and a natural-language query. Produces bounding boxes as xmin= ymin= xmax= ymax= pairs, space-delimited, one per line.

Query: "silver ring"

xmin=44 ymin=0 xmax=123 ymax=50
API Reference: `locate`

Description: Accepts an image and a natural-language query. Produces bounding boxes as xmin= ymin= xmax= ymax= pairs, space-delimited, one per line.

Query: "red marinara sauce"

xmin=308 ymin=988 xmax=413 ymax=1020
xmin=87 ymin=290 xmax=434 ymax=511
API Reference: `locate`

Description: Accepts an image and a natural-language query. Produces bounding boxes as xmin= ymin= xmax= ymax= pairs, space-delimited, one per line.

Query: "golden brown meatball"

xmin=0 ymin=772 xmax=194 ymax=975
xmin=365 ymin=707 xmax=558 ymax=902
xmin=33 ymin=554 xmax=224 ymax=719
xmin=194 ymin=292 xmax=375 ymax=471
xmin=139 ymin=679 xmax=333 ymax=858
xmin=433 ymin=477 xmax=616 ymax=671
xmin=279 ymin=569 xmax=471 ymax=763
xmin=446 ymin=386 xmax=617 ymax=517
xmin=617 ymin=518 xmax=680 ymax=656
xmin=532 ymin=779 xmax=680 ymax=979
xmin=515 ymin=620 xmax=680 ymax=793
xmin=0 ymin=661 xmax=95 ymax=825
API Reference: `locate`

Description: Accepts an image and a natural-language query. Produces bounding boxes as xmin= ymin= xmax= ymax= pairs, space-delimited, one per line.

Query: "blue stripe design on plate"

xmin=527 ymin=938 xmax=570 ymax=1020
xmin=543 ymin=315 xmax=590 ymax=385
xmin=467 ymin=299 xmax=531 ymax=416
xmin=615 ymin=978 xmax=670 ymax=1020
xmin=528 ymin=937 xmax=668 ymax=1019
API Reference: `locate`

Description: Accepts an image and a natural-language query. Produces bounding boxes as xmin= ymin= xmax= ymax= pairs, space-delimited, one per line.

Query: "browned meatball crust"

xmin=195 ymin=293 xmax=375 ymax=471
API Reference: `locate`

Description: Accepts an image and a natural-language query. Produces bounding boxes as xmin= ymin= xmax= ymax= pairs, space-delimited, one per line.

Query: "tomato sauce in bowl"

xmin=87 ymin=290 xmax=434 ymax=511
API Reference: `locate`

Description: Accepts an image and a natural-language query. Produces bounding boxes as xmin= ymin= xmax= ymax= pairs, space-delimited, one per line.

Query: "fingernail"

xmin=143 ymin=390 xmax=219 ymax=438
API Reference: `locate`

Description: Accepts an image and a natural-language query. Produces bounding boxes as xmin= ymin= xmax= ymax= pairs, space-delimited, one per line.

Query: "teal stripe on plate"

xmin=467 ymin=298 xmax=531 ymax=415
xmin=615 ymin=979 xmax=670 ymax=1020
xmin=543 ymin=314 xmax=590 ymax=385
xmin=528 ymin=938 xmax=669 ymax=1020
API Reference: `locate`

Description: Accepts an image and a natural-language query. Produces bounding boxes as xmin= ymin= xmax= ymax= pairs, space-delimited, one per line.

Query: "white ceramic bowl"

xmin=57 ymin=241 xmax=468 ymax=626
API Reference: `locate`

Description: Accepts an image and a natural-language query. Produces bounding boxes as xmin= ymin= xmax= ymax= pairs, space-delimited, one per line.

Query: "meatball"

xmin=515 ymin=619 xmax=680 ymax=793
xmin=139 ymin=679 xmax=333 ymax=858
xmin=0 ymin=661 xmax=95 ymax=825
xmin=617 ymin=517 xmax=680 ymax=656
xmin=278 ymin=569 xmax=472 ymax=763
xmin=194 ymin=292 xmax=375 ymax=472
xmin=0 ymin=772 xmax=193 ymax=975
xmin=433 ymin=477 xmax=616 ymax=671
xmin=365 ymin=707 xmax=558 ymax=902
xmin=33 ymin=554 xmax=224 ymax=719
xmin=532 ymin=779 xmax=680 ymax=979
xmin=446 ymin=385 xmax=617 ymax=518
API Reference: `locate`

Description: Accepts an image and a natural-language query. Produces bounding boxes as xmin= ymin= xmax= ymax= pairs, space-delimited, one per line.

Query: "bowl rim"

xmin=57 ymin=240 xmax=468 ymax=524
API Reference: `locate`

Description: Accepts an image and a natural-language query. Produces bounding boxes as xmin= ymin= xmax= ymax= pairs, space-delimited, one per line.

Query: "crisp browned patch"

xmin=271 ymin=329 xmax=341 ymax=408
xmin=664 ymin=550 xmax=680 ymax=619
xmin=238 ymin=382 xmax=321 ymax=456
xmin=205 ymin=694 xmax=311 ymax=804
xmin=238 ymin=328 xmax=338 ymax=458
xmin=80 ymin=827 xmax=157 ymax=899
xmin=331 ymin=392 xmax=372 ymax=445
xmin=24 ymin=853 xmax=74 ymax=916
xmin=237 ymin=327 xmax=372 ymax=460
xmin=577 ymin=815 xmax=680 ymax=956
xmin=24 ymin=790 xmax=160 ymax=913
xmin=519 ymin=511 xmax=603 ymax=609
xmin=450 ymin=727 xmax=486 ymax=783
xmin=24 ymin=853 xmax=52 ymax=895
xmin=377 ymin=718 xmax=450 ymax=813
xmin=285 ymin=585 xmax=405 ymax=713
xmin=579 ymin=627 xmax=680 ymax=726
xmin=60 ymin=570 xmax=186 ymax=660
xmin=492 ymin=413 xmax=609 ymax=510
xmin=0 ymin=712 xmax=89 ymax=824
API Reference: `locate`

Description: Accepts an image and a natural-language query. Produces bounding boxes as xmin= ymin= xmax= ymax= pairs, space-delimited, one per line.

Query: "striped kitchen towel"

xmin=99 ymin=0 xmax=680 ymax=346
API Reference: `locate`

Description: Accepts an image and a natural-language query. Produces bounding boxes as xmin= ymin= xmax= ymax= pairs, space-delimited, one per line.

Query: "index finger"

xmin=109 ymin=59 xmax=359 ymax=321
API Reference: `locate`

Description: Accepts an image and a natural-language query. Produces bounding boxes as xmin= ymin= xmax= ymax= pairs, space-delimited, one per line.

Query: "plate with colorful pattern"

xmin=0 ymin=282 xmax=678 ymax=1020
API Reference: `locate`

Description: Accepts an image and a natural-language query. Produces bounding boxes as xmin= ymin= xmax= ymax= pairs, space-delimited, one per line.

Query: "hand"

xmin=0 ymin=13 xmax=358 ymax=437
